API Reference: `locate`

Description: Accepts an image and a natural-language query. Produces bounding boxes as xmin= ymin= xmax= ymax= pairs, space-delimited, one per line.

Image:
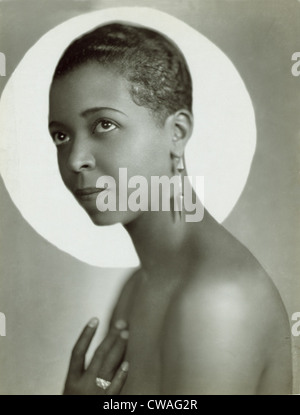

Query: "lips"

xmin=75 ymin=187 xmax=107 ymax=201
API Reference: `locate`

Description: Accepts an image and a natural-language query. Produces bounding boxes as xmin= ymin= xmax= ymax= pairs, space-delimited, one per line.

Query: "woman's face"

xmin=49 ymin=62 xmax=175 ymax=225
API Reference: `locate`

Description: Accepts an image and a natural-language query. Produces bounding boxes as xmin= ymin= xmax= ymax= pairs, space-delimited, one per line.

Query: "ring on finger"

xmin=95 ymin=377 xmax=111 ymax=390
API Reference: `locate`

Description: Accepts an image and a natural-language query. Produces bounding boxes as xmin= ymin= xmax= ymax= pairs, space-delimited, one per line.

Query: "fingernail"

xmin=88 ymin=317 xmax=99 ymax=328
xmin=120 ymin=329 xmax=129 ymax=340
xmin=121 ymin=361 xmax=129 ymax=372
xmin=114 ymin=319 xmax=127 ymax=330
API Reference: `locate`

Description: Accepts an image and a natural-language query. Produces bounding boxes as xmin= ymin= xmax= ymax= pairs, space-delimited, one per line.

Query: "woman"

xmin=48 ymin=23 xmax=292 ymax=394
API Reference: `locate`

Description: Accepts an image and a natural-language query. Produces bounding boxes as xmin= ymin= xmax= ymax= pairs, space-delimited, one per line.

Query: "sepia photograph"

xmin=0 ymin=0 xmax=299 ymax=396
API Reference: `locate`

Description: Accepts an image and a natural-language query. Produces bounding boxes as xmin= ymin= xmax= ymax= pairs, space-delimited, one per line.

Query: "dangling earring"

xmin=174 ymin=156 xmax=185 ymax=222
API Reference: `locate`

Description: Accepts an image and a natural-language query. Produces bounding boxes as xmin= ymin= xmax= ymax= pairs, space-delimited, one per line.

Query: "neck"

xmin=124 ymin=183 xmax=207 ymax=280
xmin=125 ymin=210 xmax=186 ymax=275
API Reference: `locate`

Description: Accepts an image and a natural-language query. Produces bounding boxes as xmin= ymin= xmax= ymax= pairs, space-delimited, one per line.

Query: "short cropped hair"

xmin=53 ymin=23 xmax=193 ymax=124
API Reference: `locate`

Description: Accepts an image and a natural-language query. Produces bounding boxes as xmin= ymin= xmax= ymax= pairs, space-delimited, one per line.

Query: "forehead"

xmin=49 ymin=63 xmax=136 ymax=117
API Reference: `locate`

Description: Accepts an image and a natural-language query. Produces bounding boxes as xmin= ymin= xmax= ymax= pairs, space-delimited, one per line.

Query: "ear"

xmin=168 ymin=109 xmax=193 ymax=158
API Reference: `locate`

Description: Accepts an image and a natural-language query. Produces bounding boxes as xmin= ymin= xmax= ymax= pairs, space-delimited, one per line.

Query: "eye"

xmin=52 ymin=132 xmax=70 ymax=146
xmin=94 ymin=119 xmax=117 ymax=134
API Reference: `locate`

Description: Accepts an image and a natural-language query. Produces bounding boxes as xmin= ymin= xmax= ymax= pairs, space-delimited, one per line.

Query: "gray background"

xmin=0 ymin=0 xmax=299 ymax=394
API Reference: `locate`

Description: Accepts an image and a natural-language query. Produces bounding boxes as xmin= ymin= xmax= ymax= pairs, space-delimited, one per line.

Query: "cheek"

xmin=138 ymin=134 xmax=172 ymax=178
xmin=110 ymin=148 xmax=167 ymax=182
xmin=57 ymin=154 xmax=72 ymax=189
xmin=94 ymin=133 xmax=157 ymax=178
xmin=129 ymin=128 xmax=171 ymax=175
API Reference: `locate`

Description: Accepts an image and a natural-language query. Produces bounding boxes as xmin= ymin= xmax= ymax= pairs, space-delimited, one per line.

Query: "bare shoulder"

xmin=162 ymin=243 xmax=292 ymax=394
xmin=108 ymin=268 xmax=142 ymax=327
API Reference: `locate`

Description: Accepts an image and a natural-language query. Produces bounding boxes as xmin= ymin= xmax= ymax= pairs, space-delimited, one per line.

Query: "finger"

xmin=113 ymin=319 xmax=128 ymax=331
xmin=88 ymin=327 xmax=121 ymax=375
xmin=100 ymin=330 xmax=129 ymax=379
xmin=68 ymin=317 xmax=99 ymax=379
xmin=106 ymin=361 xmax=129 ymax=395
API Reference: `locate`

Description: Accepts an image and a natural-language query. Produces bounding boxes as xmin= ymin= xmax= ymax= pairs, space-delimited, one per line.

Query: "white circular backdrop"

xmin=0 ymin=7 xmax=256 ymax=267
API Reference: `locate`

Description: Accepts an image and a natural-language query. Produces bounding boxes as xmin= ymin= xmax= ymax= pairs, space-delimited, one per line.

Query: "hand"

xmin=63 ymin=317 xmax=129 ymax=395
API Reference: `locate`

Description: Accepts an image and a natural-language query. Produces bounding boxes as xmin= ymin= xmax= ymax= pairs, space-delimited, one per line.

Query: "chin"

xmin=83 ymin=208 xmax=119 ymax=226
xmin=86 ymin=209 xmax=141 ymax=227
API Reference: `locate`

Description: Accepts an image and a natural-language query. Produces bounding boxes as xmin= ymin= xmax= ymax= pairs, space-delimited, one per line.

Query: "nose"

xmin=67 ymin=137 xmax=96 ymax=172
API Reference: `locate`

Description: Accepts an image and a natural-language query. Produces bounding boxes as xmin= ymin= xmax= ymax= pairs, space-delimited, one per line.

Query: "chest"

xmin=120 ymin=284 xmax=172 ymax=394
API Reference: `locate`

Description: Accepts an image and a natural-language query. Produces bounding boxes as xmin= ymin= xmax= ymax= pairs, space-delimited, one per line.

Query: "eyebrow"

xmin=48 ymin=120 xmax=66 ymax=130
xmin=80 ymin=107 xmax=128 ymax=118
xmin=48 ymin=106 xmax=128 ymax=130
